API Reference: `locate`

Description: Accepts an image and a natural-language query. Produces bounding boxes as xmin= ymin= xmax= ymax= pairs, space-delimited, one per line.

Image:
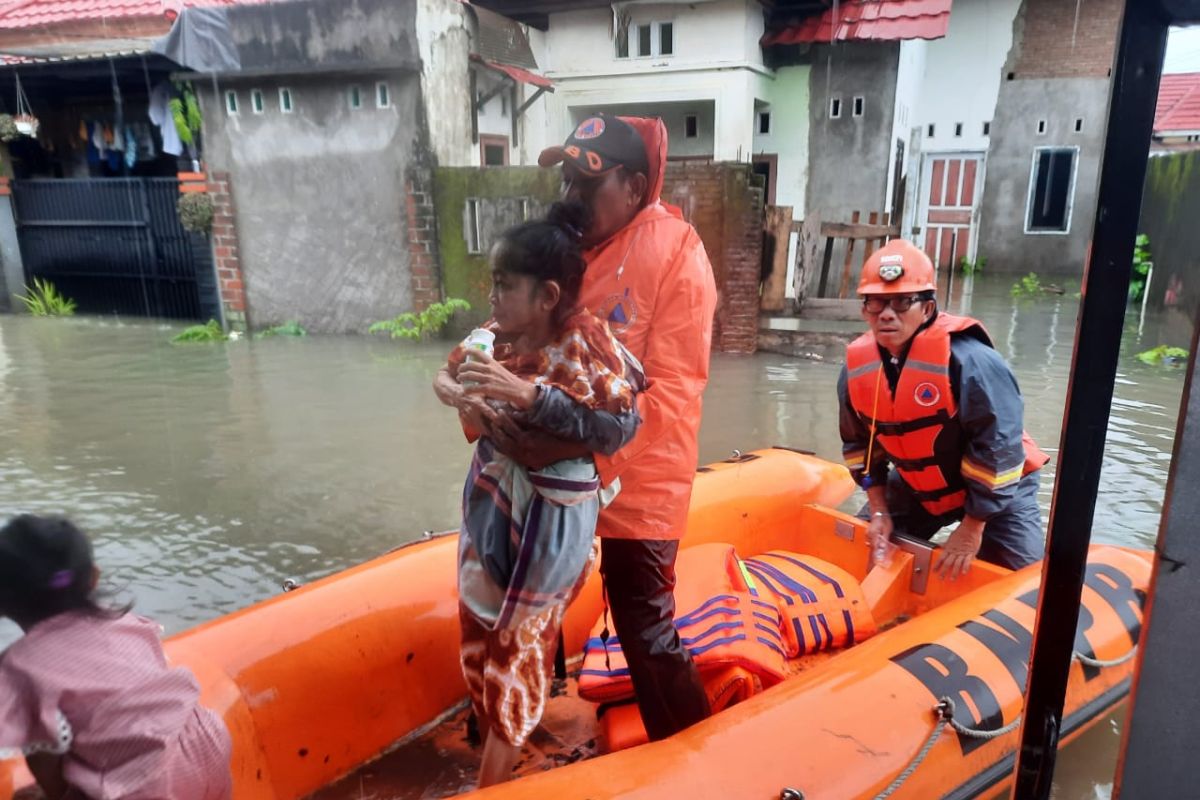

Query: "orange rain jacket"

xmin=579 ymin=117 xmax=718 ymax=540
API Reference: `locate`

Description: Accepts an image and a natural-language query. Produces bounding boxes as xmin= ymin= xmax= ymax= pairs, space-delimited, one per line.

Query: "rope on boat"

xmin=1074 ymin=645 xmax=1138 ymax=668
xmin=868 ymin=646 xmax=1135 ymax=798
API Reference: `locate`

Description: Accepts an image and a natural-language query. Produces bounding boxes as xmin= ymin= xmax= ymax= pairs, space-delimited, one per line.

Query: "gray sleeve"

xmin=955 ymin=338 xmax=1030 ymax=520
xmin=523 ymin=386 xmax=641 ymax=456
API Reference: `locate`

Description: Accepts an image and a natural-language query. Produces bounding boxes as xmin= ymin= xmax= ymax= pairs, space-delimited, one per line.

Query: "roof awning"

xmin=763 ymin=0 xmax=953 ymax=46
xmin=470 ymin=54 xmax=553 ymax=89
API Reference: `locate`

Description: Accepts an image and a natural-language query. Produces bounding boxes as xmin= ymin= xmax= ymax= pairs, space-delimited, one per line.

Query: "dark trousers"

xmin=599 ymin=537 xmax=712 ymax=740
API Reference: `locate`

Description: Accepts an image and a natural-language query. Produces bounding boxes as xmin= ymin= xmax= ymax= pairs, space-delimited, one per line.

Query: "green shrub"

xmin=177 ymin=192 xmax=214 ymax=234
xmin=1011 ymin=272 xmax=1043 ymax=298
xmin=18 ymin=278 xmax=76 ymax=317
xmin=257 ymin=321 xmax=307 ymax=338
xmin=369 ymin=298 xmax=471 ymax=340
xmin=959 ymin=255 xmax=986 ymax=276
xmin=1136 ymin=345 xmax=1188 ymax=366
xmin=1129 ymin=234 xmax=1152 ymax=303
xmin=172 ymin=319 xmax=227 ymax=343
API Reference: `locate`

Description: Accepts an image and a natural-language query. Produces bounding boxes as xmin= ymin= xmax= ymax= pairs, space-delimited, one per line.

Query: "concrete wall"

xmin=201 ymin=71 xmax=424 ymax=333
xmin=416 ymin=0 xmax=473 ymax=167
xmin=1139 ymin=152 xmax=1200 ymax=317
xmin=887 ymin=39 xmax=926 ymax=215
xmin=806 ymin=42 xmax=900 ymax=222
xmin=914 ymin=0 xmax=1022 ymax=155
xmin=433 ymin=167 xmax=561 ymax=329
xmin=752 ymin=65 xmax=810 ymax=213
xmin=976 ymin=78 xmax=1110 ymax=274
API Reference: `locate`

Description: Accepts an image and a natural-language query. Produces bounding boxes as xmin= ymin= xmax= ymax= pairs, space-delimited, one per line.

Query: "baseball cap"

xmin=538 ymin=114 xmax=650 ymax=177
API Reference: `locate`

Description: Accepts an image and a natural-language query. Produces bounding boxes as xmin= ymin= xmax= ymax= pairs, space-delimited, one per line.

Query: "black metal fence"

xmin=12 ymin=178 xmax=220 ymax=320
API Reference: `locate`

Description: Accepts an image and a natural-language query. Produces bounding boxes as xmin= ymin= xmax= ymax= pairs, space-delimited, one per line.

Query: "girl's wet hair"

xmin=493 ymin=202 xmax=592 ymax=326
xmin=0 ymin=514 xmax=126 ymax=624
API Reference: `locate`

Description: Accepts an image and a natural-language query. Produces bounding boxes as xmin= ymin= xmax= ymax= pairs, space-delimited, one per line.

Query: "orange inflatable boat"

xmin=0 ymin=448 xmax=1150 ymax=800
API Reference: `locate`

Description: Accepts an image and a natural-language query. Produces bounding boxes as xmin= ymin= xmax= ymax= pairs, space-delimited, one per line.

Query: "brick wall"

xmin=207 ymin=171 xmax=249 ymax=331
xmin=406 ymin=166 xmax=443 ymax=310
xmin=663 ymin=162 xmax=764 ymax=354
xmin=1009 ymin=0 xmax=1122 ymax=79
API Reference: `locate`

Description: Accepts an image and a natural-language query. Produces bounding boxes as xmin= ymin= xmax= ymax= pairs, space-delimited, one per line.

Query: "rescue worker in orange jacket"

xmin=459 ymin=115 xmax=718 ymax=739
xmin=838 ymin=240 xmax=1049 ymax=578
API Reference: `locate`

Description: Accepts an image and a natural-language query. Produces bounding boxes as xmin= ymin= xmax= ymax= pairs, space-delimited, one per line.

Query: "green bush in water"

xmin=369 ymin=298 xmax=471 ymax=340
xmin=1136 ymin=345 xmax=1189 ymax=366
xmin=1129 ymin=234 xmax=1153 ymax=303
xmin=172 ymin=319 xmax=227 ymax=343
xmin=18 ymin=277 xmax=76 ymax=317
xmin=959 ymin=255 xmax=986 ymax=276
xmin=1011 ymin=272 xmax=1043 ymax=298
xmin=257 ymin=321 xmax=307 ymax=339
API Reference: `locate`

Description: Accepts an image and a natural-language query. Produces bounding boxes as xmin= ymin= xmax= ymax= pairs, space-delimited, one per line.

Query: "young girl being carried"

xmin=433 ymin=203 xmax=642 ymax=787
xmin=0 ymin=515 xmax=232 ymax=800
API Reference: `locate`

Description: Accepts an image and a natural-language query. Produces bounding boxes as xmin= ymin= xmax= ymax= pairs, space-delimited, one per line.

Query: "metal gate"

xmin=12 ymin=178 xmax=220 ymax=320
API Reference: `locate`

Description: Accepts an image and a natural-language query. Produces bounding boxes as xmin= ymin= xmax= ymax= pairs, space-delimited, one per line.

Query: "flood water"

xmin=0 ymin=274 xmax=1190 ymax=798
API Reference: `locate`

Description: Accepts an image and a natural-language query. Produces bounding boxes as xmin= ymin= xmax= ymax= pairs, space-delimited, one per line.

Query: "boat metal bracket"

xmin=834 ymin=520 xmax=856 ymax=542
xmin=894 ymin=535 xmax=935 ymax=595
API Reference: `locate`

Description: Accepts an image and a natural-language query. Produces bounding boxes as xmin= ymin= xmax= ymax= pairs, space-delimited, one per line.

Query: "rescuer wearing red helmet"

xmin=838 ymin=240 xmax=1050 ymax=578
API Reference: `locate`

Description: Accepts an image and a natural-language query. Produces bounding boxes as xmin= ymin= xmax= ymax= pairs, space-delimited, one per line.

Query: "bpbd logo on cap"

xmin=879 ymin=254 xmax=904 ymax=282
xmin=574 ymin=117 xmax=606 ymax=140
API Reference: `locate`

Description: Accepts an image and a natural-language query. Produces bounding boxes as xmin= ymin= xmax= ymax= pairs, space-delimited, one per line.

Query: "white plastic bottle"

xmin=460 ymin=328 xmax=495 ymax=389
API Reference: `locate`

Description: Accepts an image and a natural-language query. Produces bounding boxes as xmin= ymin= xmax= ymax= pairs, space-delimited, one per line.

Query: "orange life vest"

xmin=845 ymin=313 xmax=1049 ymax=517
xmin=578 ymin=543 xmax=788 ymax=704
xmin=742 ymin=551 xmax=877 ymax=656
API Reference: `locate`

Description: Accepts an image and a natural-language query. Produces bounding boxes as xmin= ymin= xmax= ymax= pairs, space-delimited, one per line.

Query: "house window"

xmin=1026 ymin=147 xmax=1078 ymax=234
xmin=1074 ymin=117 xmax=1084 ymax=133
xmin=1036 ymin=119 xmax=1047 ymax=135
xmin=279 ymin=88 xmax=293 ymax=113
xmin=250 ymin=89 xmax=264 ymax=114
xmin=759 ymin=111 xmax=771 ymax=135
xmin=225 ymin=90 xmax=238 ymax=115
xmin=376 ymin=82 xmax=391 ymax=109
xmin=637 ymin=24 xmax=653 ymax=56
xmin=617 ymin=20 xmax=673 ymax=58
xmin=685 ymin=114 xmax=698 ymax=138
xmin=349 ymin=86 xmax=363 ymax=110
xmin=927 ymin=123 xmax=935 ymax=137
xmin=830 ymin=98 xmax=842 ymax=119
xmin=480 ymin=135 xmax=508 ymax=167
xmin=954 ymin=122 xmax=963 ymax=137
xmin=853 ymin=97 xmax=864 ymax=117
xmin=465 ymin=198 xmax=483 ymax=254
xmin=982 ymin=121 xmax=991 ymax=136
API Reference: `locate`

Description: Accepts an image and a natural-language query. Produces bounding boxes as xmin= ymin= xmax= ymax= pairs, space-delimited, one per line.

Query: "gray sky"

xmin=1165 ymin=26 xmax=1200 ymax=74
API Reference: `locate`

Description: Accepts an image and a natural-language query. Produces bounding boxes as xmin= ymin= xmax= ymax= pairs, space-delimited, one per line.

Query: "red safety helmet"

xmin=858 ymin=239 xmax=936 ymax=295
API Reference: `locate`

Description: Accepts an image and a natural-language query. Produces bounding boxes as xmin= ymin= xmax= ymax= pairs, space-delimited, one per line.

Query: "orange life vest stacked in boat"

xmin=578 ymin=543 xmax=789 ymax=704
xmin=743 ymin=551 xmax=877 ymax=656
xmin=845 ymin=313 xmax=1049 ymax=517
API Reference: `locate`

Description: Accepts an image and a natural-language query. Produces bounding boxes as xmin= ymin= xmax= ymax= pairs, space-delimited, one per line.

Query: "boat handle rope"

xmin=864 ymin=646 xmax=1138 ymax=799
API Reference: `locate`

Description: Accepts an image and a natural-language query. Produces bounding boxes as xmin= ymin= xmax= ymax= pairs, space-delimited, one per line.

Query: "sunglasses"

xmin=862 ymin=295 xmax=930 ymax=314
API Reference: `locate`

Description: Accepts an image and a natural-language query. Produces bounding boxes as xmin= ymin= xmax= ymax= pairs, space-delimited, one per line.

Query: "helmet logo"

xmin=878 ymin=258 xmax=904 ymax=282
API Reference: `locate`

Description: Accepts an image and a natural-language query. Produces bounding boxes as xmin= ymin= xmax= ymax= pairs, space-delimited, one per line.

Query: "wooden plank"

xmin=794 ymin=214 xmax=822 ymax=308
xmin=837 ymin=211 xmax=860 ymax=299
xmin=816 ymin=235 xmax=835 ymax=298
xmin=819 ymin=221 xmax=901 ymax=239
xmin=798 ymin=298 xmax=863 ymax=321
xmin=862 ymin=211 xmax=880 ymax=263
xmin=760 ymin=206 xmax=792 ymax=312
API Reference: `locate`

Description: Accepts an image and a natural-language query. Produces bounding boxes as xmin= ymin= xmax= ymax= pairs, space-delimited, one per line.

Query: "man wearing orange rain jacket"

xmin=485 ymin=114 xmax=717 ymax=740
xmin=838 ymin=240 xmax=1049 ymax=579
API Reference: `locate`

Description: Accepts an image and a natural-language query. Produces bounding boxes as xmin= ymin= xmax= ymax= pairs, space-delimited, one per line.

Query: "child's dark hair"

xmin=0 ymin=515 xmax=125 ymax=625
xmin=493 ymin=202 xmax=592 ymax=326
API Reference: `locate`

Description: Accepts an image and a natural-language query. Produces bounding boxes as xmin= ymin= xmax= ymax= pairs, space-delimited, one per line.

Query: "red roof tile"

xmin=0 ymin=0 xmax=268 ymax=30
xmin=1156 ymin=72 xmax=1200 ymax=134
xmin=762 ymin=0 xmax=953 ymax=46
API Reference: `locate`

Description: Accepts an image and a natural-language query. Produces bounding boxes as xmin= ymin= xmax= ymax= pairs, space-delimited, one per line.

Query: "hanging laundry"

xmin=134 ymin=122 xmax=156 ymax=161
xmin=90 ymin=121 xmax=106 ymax=157
xmin=124 ymin=127 xmax=137 ymax=169
xmin=110 ymin=123 xmax=125 ymax=152
xmin=77 ymin=120 xmax=87 ymax=141
xmin=102 ymin=123 xmax=115 ymax=146
xmin=148 ymin=81 xmax=182 ymax=157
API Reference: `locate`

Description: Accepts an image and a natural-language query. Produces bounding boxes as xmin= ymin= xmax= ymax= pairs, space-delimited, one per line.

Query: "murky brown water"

xmin=0 ymin=274 xmax=1189 ymax=797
